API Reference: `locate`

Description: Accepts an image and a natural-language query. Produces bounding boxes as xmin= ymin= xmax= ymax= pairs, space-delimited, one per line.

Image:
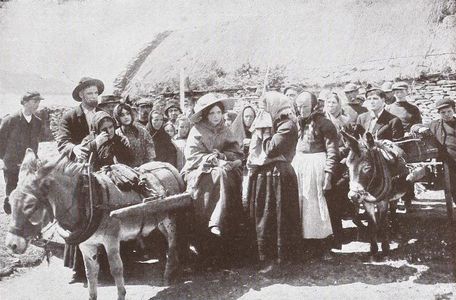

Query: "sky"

xmin=0 ymin=0 xmax=302 ymax=93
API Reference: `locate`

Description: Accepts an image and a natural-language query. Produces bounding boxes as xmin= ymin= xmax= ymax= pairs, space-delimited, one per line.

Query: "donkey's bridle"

xmin=362 ymin=146 xmax=392 ymax=203
xmin=8 ymin=190 xmax=53 ymax=239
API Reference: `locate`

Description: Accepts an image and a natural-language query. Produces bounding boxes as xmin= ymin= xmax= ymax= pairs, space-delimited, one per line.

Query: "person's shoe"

xmin=3 ymin=198 xmax=11 ymax=215
xmin=210 ymin=226 xmax=221 ymax=236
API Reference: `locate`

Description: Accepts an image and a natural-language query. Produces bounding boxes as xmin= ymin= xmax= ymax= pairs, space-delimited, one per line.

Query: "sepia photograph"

xmin=0 ymin=0 xmax=455 ymax=299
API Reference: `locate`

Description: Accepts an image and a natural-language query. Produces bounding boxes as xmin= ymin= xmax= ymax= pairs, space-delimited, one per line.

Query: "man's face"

xmin=154 ymin=101 xmax=166 ymax=113
xmin=345 ymin=90 xmax=358 ymax=102
xmin=285 ymin=88 xmax=298 ymax=101
xmin=138 ymin=105 xmax=152 ymax=121
xmin=183 ymin=99 xmax=195 ymax=111
xmin=438 ymin=106 xmax=455 ymax=122
xmin=167 ymin=107 xmax=181 ymax=121
xmin=79 ymin=86 xmax=99 ymax=108
xmin=23 ymin=99 xmax=41 ymax=114
xmin=99 ymin=119 xmax=115 ymax=139
xmin=393 ymin=89 xmax=408 ymax=101
xmin=151 ymin=113 xmax=164 ymax=130
xmin=365 ymin=94 xmax=385 ymax=112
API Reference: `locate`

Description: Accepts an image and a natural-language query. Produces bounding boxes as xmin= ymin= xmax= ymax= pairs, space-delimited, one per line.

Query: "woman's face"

xmin=98 ymin=119 xmax=115 ymax=139
xmin=243 ymin=107 xmax=255 ymax=128
xmin=177 ymin=121 xmax=190 ymax=138
xmin=119 ymin=108 xmax=132 ymax=126
xmin=164 ymin=124 xmax=176 ymax=137
xmin=296 ymin=97 xmax=312 ymax=118
xmin=325 ymin=96 xmax=339 ymax=115
xmin=207 ymin=105 xmax=223 ymax=126
xmin=151 ymin=113 xmax=164 ymax=130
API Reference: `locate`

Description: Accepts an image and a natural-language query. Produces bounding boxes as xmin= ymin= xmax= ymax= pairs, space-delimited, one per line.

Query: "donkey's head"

xmin=341 ymin=131 xmax=380 ymax=204
xmin=5 ymin=149 xmax=53 ymax=254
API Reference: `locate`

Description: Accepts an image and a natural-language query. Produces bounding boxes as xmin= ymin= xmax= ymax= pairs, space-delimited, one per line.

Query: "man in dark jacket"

xmin=56 ymin=77 xmax=104 ymax=284
xmin=0 ymin=92 xmax=43 ymax=214
xmin=428 ymin=98 xmax=456 ymax=203
xmin=355 ymin=87 xmax=404 ymax=141
xmin=386 ymin=82 xmax=422 ymax=132
xmin=57 ymin=77 xmax=104 ymax=161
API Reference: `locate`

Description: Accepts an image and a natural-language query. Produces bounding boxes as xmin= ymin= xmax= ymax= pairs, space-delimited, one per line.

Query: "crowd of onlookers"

xmin=1 ymin=76 xmax=456 ymax=280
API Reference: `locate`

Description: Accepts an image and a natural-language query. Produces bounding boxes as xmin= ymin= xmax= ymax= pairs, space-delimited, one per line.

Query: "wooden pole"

xmin=443 ymin=161 xmax=454 ymax=225
xmin=110 ymin=193 xmax=192 ymax=219
xmin=180 ymin=68 xmax=186 ymax=110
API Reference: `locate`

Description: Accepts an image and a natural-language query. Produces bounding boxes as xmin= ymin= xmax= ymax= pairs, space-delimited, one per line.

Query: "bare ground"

xmin=0 ymin=142 xmax=455 ymax=299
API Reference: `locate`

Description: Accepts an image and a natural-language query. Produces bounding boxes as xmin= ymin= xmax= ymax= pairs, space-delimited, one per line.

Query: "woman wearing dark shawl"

xmin=291 ymin=91 xmax=339 ymax=258
xmin=230 ymin=104 xmax=256 ymax=206
xmin=146 ymin=110 xmax=177 ymax=167
xmin=181 ymin=93 xmax=243 ymax=266
xmin=246 ymin=91 xmax=301 ymax=273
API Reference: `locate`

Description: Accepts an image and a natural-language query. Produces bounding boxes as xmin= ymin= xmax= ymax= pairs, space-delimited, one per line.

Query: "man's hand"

xmin=73 ymin=144 xmax=89 ymax=160
xmin=95 ymin=132 xmax=110 ymax=148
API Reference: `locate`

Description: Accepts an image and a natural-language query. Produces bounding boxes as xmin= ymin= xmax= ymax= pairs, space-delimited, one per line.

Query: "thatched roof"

xmin=116 ymin=0 xmax=456 ymax=97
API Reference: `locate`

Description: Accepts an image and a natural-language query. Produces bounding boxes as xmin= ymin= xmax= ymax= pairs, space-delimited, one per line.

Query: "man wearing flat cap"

xmin=57 ymin=77 xmax=104 ymax=161
xmin=56 ymin=77 xmax=104 ymax=284
xmin=0 ymin=91 xmax=43 ymax=214
xmin=427 ymin=98 xmax=456 ymax=203
xmin=342 ymin=83 xmax=368 ymax=125
xmin=135 ymin=98 xmax=153 ymax=127
xmin=386 ymin=81 xmax=422 ymax=132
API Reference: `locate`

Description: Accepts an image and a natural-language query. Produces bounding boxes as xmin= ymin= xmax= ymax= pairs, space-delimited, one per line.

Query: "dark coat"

xmin=355 ymin=110 xmax=404 ymax=140
xmin=263 ymin=119 xmax=298 ymax=163
xmin=429 ymin=118 xmax=456 ymax=161
xmin=56 ymin=105 xmax=103 ymax=159
xmin=0 ymin=111 xmax=42 ymax=170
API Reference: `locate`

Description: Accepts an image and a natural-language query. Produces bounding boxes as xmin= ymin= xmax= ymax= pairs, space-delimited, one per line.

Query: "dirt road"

xmin=1 ymin=189 xmax=455 ymax=300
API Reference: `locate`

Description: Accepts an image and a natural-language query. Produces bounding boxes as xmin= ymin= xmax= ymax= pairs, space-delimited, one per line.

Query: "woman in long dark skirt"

xmin=246 ymin=91 xmax=301 ymax=273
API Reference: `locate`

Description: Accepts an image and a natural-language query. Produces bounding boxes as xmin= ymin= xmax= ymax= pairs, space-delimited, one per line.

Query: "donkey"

xmin=341 ymin=131 xmax=410 ymax=258
xmin=5 ymin=149 xmax=184 ymax=300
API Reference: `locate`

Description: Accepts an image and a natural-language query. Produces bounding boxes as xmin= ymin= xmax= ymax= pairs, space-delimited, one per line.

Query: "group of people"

xmin=1 ymin=76 xmax=456 ymax=281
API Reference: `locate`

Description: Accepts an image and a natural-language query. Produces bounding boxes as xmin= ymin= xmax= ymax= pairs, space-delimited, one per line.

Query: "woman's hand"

xmin=95 ymin=132 xmax=110 ymax=149
xmin=323 ymin=173 xmax=332 ymax=191
xmin=224 ymin=159 xmax=242 ymax=171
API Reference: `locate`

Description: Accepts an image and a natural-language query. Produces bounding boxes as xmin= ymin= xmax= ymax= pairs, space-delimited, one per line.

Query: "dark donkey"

xmin=341 ymin=131 xmax=410 ymax=257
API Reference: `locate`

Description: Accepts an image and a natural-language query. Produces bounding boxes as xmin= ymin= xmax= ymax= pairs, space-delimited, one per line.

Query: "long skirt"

xmin=292 ymin=152 xmax=333 ymax=239
xmin=187 ymin=166 xmax=242 ymax=235
xmin=247 ymin=161 xmax=301 ymax=263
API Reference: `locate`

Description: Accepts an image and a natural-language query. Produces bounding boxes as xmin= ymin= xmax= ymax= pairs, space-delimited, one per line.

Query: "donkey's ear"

xmin=341 ymin=130 xmax=360 ymax=155
xmin=365 ymin=132 xmax=376 ymax=149
xmin=18 ymin=149 xmax=38 ymax=182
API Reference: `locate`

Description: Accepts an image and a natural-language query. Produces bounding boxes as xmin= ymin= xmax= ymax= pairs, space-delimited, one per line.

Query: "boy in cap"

xmin=427 ymin=98 xmax=456 ymax=203
xmin=386 ymin=81 xmax=422 ymax=132
xmin=164 ymin=99 xmax=182 ymax=125
xmin=135 ymin=98 xmax=153 ymax=127
xmin=0 ymin=91 xmax=43 ymax=214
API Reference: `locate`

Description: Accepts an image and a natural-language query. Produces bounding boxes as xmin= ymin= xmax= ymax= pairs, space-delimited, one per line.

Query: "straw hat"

xmin=190 ymin=93 xmax=232 ymax=123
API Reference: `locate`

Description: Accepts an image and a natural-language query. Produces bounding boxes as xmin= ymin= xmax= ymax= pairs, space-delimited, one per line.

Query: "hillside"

xmin=0 ymin=70 xmax=73 ymax=95
xmin=117 ymin=0 xmax=456 ymax=96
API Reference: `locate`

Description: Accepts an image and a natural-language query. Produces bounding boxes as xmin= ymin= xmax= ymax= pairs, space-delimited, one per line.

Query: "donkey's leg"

xmin=364 ymin=203 xmax=378 ymax=257
xmin=389 ymin=201 xmax=399 ymax=235
xmin=79 ymin=244 xmax=99 ymax=300
xmin=378 ymin=201 xmax=390 ymax=256
xmin=104 ymin=239 xmax=126 ymax=300
xmin=159 ymin=216 xmax=179 ymax=285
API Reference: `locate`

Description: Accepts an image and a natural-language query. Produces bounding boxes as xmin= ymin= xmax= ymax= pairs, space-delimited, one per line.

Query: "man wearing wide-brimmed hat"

xmin=57 ymin=77 xmax=104 ymax=161
xmin=0 ymin=91 xmax=44 ymax=214
xmin=56 ymin=77 xmax=104 ymax=284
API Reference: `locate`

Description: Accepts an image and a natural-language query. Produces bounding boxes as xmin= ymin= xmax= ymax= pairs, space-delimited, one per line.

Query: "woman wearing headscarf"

xmin=113 ymin=103 xmax=156 ymax=167
xmin=181 ymin=93 xmax=243 ymax=267
xmin=230 ymin=104 xmax=256 ymax=206
xmin=146 ymin=110 xmax=177 ymax=167
xmin=246 ymin=91 xmax=301 ymax=273
xmin=81 ymin=111 xmax=133 ymax=170
xmin=292 ymin=91 xmax=339 ymax=258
